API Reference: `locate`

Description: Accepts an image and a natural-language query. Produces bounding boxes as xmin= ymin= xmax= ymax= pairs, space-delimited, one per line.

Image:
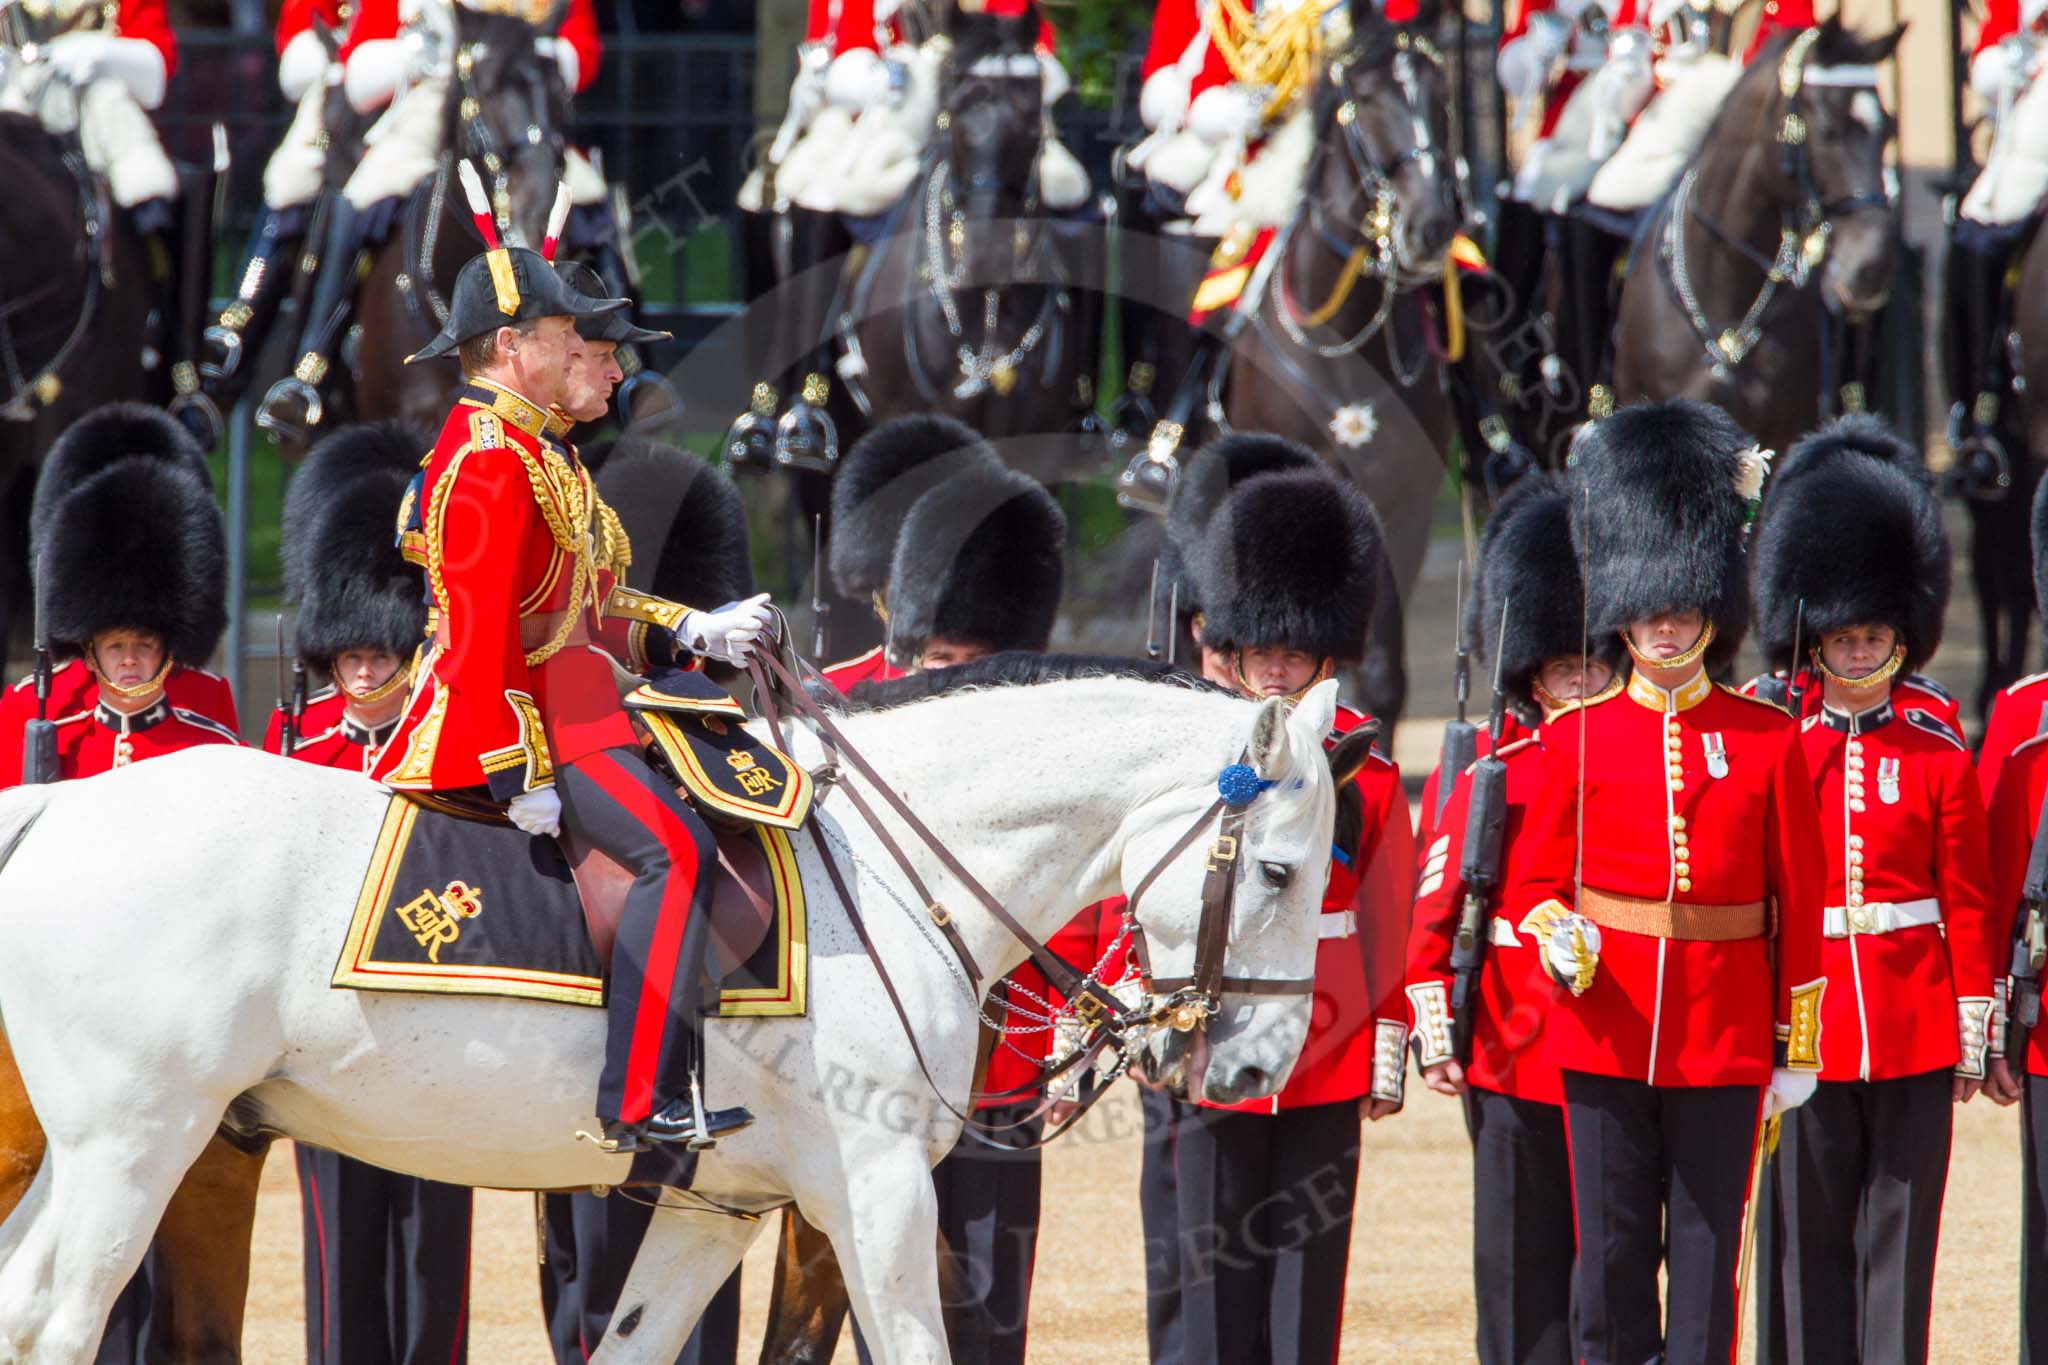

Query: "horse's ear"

xmin=1249 ymin=696 xmax=1292 ymax=777
xmin=1326 ymin=722 xmax=1379 ymax=790
xmin=1864 ymin=23 xmax=1907 ymax=64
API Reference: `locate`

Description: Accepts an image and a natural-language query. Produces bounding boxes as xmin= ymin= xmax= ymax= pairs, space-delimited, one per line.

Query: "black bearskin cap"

xmin=1569 ymin=399 xmax=1759 ymax=675
xmin=286 ymin=424 xmax=431 ymax=671
xmin=887 ymin=461 xmax=1065 ymax=660
xmin=1164 ymin=432 xmax=1321 ymax=618
xmin=1754 ymin=420 xmax=1949 ymax=675
xmin=30 ymin=402 xmax=212 ymax=561
xmin=43 ymin=457 xmax=226 ymax=664
xmin=1192 ymin=466 xmax=1383 ymax=663
xmin=829 ymin=415 xmax=1001 ymax=599
xmin=1468 ymin=473 xmax=1623 ymax=719
xmin=2033 ymin=471 xmax=2048 ymax=631
xmin=595 ymin=438 xmax=756 ymax=609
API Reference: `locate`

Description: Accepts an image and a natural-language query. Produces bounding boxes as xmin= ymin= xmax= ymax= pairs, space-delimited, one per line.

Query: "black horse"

xmin=1207 ymin=0 xmax=1463 ymax=732
xmin=0 ymin=111 xmax=161 ymax=656
xmin=1611 ymin=20 xmax=1905 ymax=459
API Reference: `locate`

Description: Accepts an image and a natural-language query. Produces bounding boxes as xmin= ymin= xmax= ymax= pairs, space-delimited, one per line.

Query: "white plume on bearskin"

xmin=1467 ymin=472 xmax=1622 ymax=720
xmin=886 ymin=460 xmax=1064 ymax=660
xmin=594 ymin=438 xmax=755 ymax=609
xmin=1568 ymin=398 xmax=1758 ymax=674
xmin=1189 ymin=464 xmax=1383 ymax=664
xmin=40 ymin=437 xmax=226 ymax=666
xmin=1752 ymin=413 xmax=1948 ymax=675
xmin=829 ymin=414 xmax=1001 ymax=600
xmin=285 ymin=422 xmax=432 ymax=673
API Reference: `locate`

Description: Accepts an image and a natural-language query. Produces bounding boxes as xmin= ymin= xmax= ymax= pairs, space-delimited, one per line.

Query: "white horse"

xmin=0 ymin=672 xmax=1363 ymax=1363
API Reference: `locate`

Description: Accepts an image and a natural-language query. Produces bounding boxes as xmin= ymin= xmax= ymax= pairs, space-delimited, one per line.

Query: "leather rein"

xmin=746 ymin=649 xmax=1313 ymax=1145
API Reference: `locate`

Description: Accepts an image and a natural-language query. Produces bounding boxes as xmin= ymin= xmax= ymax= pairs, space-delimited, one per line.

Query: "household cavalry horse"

xmin=0 ymin=654 xmax=1367 ymax=1363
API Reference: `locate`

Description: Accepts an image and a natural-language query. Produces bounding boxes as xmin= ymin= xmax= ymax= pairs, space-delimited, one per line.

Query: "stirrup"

xmin=617 ymin=370 xmax=682 ymax=429
xmin=1108 ymin=388 xmax=1159 ymax=452
xmin=1115 ymin=422 xmax=1183 ymax=515
xmin=256 ymin=370 xmax=326 ymax=442
xmin=199 ymin=323 xmax=245 ymax=382
xmin=168 ymin=390 xmax=224 ymax=449
xmin=1948 ymin=428 xmax=2013 ymax=502
xmin=723 ymin=382 xmax=779 ymax=472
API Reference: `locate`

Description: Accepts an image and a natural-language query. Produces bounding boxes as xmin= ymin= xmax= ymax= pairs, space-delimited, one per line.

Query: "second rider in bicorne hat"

xmin=371 ymin=166 xmax=776 ymax=1154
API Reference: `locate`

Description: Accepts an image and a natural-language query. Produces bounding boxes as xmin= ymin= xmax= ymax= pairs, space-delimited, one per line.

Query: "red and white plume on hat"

xmin=455 ymin=159 xmax=500 ymax=249
xmin=541 ymin=180 xmax=572 ymax=263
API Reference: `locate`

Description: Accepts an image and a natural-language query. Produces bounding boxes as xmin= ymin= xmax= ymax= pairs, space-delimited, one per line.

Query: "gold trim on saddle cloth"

xmin=716 ymin=823 xmax=809 ymax=1018
xmin=638 ymin=709 xmax=815 ymax=830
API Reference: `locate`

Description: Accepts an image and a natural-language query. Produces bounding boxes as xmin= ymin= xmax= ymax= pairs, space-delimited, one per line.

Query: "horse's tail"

xmin=0 ymin=783 xmax=52 ymax=877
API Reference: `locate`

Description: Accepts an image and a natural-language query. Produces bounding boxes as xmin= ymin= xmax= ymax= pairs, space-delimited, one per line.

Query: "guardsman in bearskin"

xmin=818 ymin=414 xmax=1004 ymax=690
xmin=536 ymin=431 xmax=753 ymax=1365
xmin=369 ymin=221 xmax=775 ymax=1153
xmin=6 ymin=402 xmax=239 ymax=1365
xmin=0 ymin=407 xmax=239 ymax=784
xmin=260 ymin=421 xmax=477 ymax=1365
xmin=1747 ymin=415 xmax=1996 ymax=1365
xmin=1405 ymin=473 xmax=1621 ymax=1365
xmin=1165 ymin=437 xmax=1414 ymax=1365
xmin=1503 ymin=399 xmax=1827 ymax=1365
xmin=1980 ymin=476 xmax=2048 ymax=800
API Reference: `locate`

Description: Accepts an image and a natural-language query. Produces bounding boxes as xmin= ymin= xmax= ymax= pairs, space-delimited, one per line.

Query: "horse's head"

xmin=443 ymin=0 xmax=571 ymax=247
xmin=940 ymin=2 xmax=1045 ymax=219
xmin=1752 ymin=19 xmax=1904 ymax=318
xmin=1125 ymin=680 xmax=1365 ymax=1106
xmin=1309 ymin=0 xmax=1461 ymax=281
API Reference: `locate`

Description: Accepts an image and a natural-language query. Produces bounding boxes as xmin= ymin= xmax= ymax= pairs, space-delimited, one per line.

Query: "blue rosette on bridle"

xmin=1216 ymin=763 xmax=1275 ymax=810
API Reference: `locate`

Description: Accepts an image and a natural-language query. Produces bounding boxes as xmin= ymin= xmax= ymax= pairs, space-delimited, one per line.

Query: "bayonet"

xmin=1435 ymin=561 xmax=1477 ymax=822
xmin=1448 ymin=600 xmax=1511 ymax=1064
xmin=20 ymin=551 xmax=55 ymax=784
xmin=809 ymin=515 xmax=830 ymax=659
xmin=1785 ymin=597 xmax=1807 ymax=718
xmin=1144 ymin=559 xmax=1164 ymax=662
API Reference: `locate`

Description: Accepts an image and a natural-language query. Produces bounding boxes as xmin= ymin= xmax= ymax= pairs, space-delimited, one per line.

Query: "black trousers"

xmin=1466 ymin=1086 xmax=1575 ymax=1365
xmin=538 ymin=1189 xmax=740 ymax=1364
xmin=295 ymin=1145 xmax=473 ymax=1365
xmin=1139 ymin=1087 xmax=1186 ymax=1365
xmin=1562 ymin=1069 xmax=1760 ymax=1365
xmin=1760 ymin=1070 xmax=1952 ymax=1365
xmin=931 ymin=1102 xmax=1046 ymax=1365
xmin=2021 ymin=1077 xmax=2048 ymax=1363
xmin=1174 ymin=1098 xmax=1362 ymax=1365
xmin=554 ymin=747 xmax=719 ymax=1127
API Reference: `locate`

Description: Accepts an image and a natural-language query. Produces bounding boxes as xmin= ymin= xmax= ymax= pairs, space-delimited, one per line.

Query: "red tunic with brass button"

xmin=1981 ymin=672 xmax=2048 ymax=807
xmin=0 ymin=659 xmax=236 ymax=784
xmin=1738 ymin=669 xmax=1964 ymax=744
xmin=1988 ymin=733 xmax=2048 ymax=1075
xmin=262 ymin=688 xmax=400 ymax=775
xmin=27 ymin=695 xmax=240 ymax=784
xmin=331 ymin=0 xmax=598 ymax=92
xmin=1416 ymin=713 xmax=1530 ymax=851
xmin=981 ymin=900 xmax=1132 ymax=1112
xmin=821 ymin=645 xmax=905 ymax=694
xmin=1508 ymin=670 xmax=1828 ymax=1086
xmin=1407 ymin=731 xmax=1565 ymax=1104
xmin=1797 ymin=702 xmax=1997 ymax=1082
xmin=372 ymin=379 xmax=689 ymax=799
xmin=1203 ymin=704 xmax=1416 ymax=1114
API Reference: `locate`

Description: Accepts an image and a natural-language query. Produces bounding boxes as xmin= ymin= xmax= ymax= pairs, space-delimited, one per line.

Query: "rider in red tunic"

xmin=1405 ymin=473 xmax=1622 ymax=1365
xmin=1980 ymin=482 xmax=2048 ymax=800
xmin=1161 ymin=435 xmax=1415 ymax=1365
xmin=370 ymin=234 xmax=774 ymax=1152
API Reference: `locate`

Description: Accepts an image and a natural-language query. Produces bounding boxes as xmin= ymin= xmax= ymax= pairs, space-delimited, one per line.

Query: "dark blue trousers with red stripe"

xmin=555 ymin=747 xmax=719 ymax=1126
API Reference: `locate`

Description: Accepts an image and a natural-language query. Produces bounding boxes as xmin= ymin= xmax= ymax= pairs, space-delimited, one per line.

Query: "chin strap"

xmin=1621 ymin=619 xmax=1716 ymax=672
xmin=1809 ymin=642 xmax=1906 ymax=692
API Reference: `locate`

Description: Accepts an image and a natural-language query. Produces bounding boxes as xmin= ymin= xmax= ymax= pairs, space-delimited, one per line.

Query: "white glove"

xmin=1139 ymin=66 xmax=1191 ymax=132
xmin=1188 ymin=84 xmax=1266 ymax=144
xmin=1497 ymin=14 xmax=1569 ymax=102
xmin=1544 ymin=914 xmax=1602 ymax=996
xmin=345 ymin=37 xmax=408 ymax=113
xmin=1762 ymin=1065 xmax=1818 ymax=1121
xmin=1039 ymin=51 xmax=1070 ymax=107
xmin=278 ymin=30 xmax=331 ymax=102
xmin=47 ymin=33 xmax=166 ymax=107
xmin=507 ymin=787 xmax=562 ymax=838
xmin=533 ymin=35 xmax=579 ymax=93
xmin=1972 ymin=39 xmax=2031 ymax=106
xmin=826 ymin=46 xmax=889 ymax=109
xmin=682 ymin=592 xmax=776 ymax=665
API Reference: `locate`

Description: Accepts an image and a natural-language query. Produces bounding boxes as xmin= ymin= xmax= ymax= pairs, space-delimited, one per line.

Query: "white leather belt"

xmin=1318 ymin=910 xmax=1356 ymax=940
xmin=1823 ymin=897 xmax=1942 ymax=939
xmin=1490 ymin=916 xmax=1520 ymax=948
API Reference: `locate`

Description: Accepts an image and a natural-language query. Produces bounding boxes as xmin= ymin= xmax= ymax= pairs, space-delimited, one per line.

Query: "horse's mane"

xmin=1306 ymin=18 xmax=1404 ymax=186
xmin=834 ymin=652 xmax=1229 ymax=712
xmin=440 ymin=9 xmax=556 ymax=136
xmin=1705 ymin=18 xmax=1895 ymax=144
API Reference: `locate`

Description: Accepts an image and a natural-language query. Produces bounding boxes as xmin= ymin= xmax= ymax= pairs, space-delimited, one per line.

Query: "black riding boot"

xmin=199 ymin=204 xmax=310 ymax=386
xmin=164 ymin=156 xmax=228 ymax=446
xmin=1116 ymin=325 xmax=1224 ymax=514
xmin=773 ymin=208 xmax=851 ymax=472
xmin=257 ymin=197 xmax=371 ymax=441
xmin=1946 ymin=219 xmax=2027 ymax=498
xmin=722 ymin=204 xmax=785 ymax=470
xmin=1555 ymin=211 xmax=1626 ymax=417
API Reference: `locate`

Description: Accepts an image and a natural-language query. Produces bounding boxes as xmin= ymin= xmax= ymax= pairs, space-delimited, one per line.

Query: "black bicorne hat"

xmin=886 ymin=461 xmax=1065 ymax=662
xmin=29 ymin=402 xmax=211 ymax=562
xmin=286 ymin=423 xmax=432 ymax=672
xmin=42 ymin=457 xmax=227 ymax=664
xmin=1164 ymin=432 xmax=1320 ymax=621
xmin=1468 ymin=472 xmax=1624 ymax=719
xmin=555 ymin=261 xmax=672 ymax=346
xmin=407 ymin=247 xmax=626 ymax=363
xmin=1569 ymin=398 xmax=1761 ymax=675
xmin=595 ymin=438 xmax=756 ymax=608
xmin=1754 ymin=415 xmax=1949 ymax=675
xmin=1191 ymin=465 xmax=1383 ymax=664
xmin=829 ymin=414 xmax=1001 ymax=600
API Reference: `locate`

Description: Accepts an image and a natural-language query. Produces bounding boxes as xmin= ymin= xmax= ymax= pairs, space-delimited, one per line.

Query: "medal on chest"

xmin=1701 ymin=731 xmax=1728 ymax=779
xmin=1877 ymin=755 xmax=1901 ymax=806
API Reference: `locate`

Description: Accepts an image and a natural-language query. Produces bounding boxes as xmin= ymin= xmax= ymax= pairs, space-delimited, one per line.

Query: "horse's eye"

xmin=1259 ymin=861 xmax=1293 ymax=889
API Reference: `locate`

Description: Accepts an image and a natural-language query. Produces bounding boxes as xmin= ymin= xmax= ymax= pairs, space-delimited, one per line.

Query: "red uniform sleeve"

xmin=1988 ymin=748 xmax=2045 ymax=979
xmin=1980 ymin=683 xmax=2046 ymax=808
xmin=1405 ymin=766 xmax=1469 ymax=1003
xmin=261 ymin=708 xmax=286 ymax=755
xmin=557 ymin=0 xmax=602 ymax=94
xmin=1937 ymin=755 xmax=2001 ymax=1003
xmin=338 ymin=0 xmax=400 ymax=63
xmin=1745 ymin=0 xmax=1816 ymax=61
xmin=435 ymin=448 xmax=551 ymax=796
xmin=0 ymin=684 xmax=30 ymax=790
xmin=1141 ymin=0 xmax=1201 ymax=81
xmin=832 ymin=0 xmax=879 ymax=56
xmin=275 ymin=0 xmax=343 ymax=53
xmin=114 ymin=0 xmax=176 ymax=76
xmin=1357 ymin=761 xmax=1418 ymax=1026
xmin=1979 ymin=0 xmax=2021 ymax=54
xmin=804 ymin=0 xmax=835 ymax=44
xmin=1767 ymin=728 xmax=1828 ymax=1047
xmin=1504 ymin=711 xmax=1582 ymax=924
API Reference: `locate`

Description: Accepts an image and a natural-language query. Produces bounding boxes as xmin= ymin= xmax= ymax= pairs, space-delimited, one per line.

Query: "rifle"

xmin=1785 ymin=598 xmax=1807 ymax=719
xmin=277 ymin=613 xmax=307 ymax=756
xmin=20 ymin=554 xmax=56 ymax=784
xmin=1434 ymin=561 xmax=1477 ymax=825
xmin=2009 ymin=793 xmax=2048 ymax=1060
xmin=809 ymin=515 xmax=830 ymax=659
xmin=1448 ymin=601 xmax=1512 ymax=1066
xmin=1143 ymin=559 xmax=1164 ymax=662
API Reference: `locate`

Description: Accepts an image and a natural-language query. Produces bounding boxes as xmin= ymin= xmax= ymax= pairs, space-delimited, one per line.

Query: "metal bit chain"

xmin=1665 ymin=168 xmax=1819 ymax=380
xmin=921 ymin=161 xmax=1049 ymax=398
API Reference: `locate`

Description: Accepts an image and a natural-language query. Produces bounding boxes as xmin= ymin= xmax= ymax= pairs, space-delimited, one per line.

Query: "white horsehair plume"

xmin=541 ymin=179 xmax=573 ymax=262
xmin=455 ymin=158 xmax=499 ymax=248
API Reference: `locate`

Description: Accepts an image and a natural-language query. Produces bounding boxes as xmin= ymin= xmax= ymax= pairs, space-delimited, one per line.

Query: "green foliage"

xmin=1044 ymin=0 xmax=1146 ymax=110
